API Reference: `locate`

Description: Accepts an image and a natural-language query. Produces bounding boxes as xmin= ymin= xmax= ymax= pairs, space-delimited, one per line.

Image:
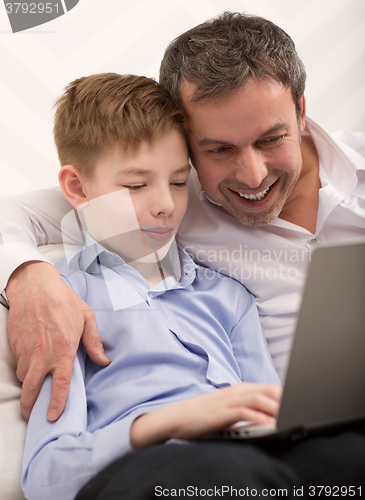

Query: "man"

xmin=2 ymin=11 xmax=365 ymax=498
xmin=1 ymin=10 xmax=364 ymax=427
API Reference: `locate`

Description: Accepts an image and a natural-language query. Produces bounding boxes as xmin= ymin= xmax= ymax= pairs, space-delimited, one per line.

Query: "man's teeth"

xmin=238 ymin=187 xmax=270 ymax=201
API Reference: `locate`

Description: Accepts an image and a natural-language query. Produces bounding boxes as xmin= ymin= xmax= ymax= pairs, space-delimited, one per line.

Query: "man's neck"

xmin=279 ymin=135 xmax=321 ymax=234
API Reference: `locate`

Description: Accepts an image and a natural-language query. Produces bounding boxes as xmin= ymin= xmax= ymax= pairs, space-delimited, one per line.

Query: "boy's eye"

xmin=124 ymin=185 xmax=145 ymax=191
xmin=172 ymin=182 xmax=187 ymax=187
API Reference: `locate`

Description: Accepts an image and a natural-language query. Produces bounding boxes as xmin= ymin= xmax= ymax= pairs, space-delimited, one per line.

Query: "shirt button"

xmin=311 ymin=237 xmax=319 ymax=244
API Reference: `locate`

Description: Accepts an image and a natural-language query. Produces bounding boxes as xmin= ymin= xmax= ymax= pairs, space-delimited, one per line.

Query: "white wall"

xmin=0 ymin=0 xmax=364 ymax=196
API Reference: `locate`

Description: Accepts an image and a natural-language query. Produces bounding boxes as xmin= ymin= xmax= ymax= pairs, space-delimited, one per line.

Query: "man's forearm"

xmin=0 ymin=187 xmax=70 ymax=246
xmin=0 ymin=188 xmax=71 ymax=291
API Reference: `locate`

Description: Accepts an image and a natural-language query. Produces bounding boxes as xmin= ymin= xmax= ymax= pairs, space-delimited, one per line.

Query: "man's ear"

xmin=299 ymin=94 xmax=306 ymax=133
xmin=58 ymin=165 xmax=88 ymax=208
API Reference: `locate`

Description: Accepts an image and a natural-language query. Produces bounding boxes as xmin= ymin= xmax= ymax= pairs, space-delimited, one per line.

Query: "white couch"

xmin=0 ymin=244 xmax=67 ymax=500
xmin=0 ymin=302 xmax=26 ymax=500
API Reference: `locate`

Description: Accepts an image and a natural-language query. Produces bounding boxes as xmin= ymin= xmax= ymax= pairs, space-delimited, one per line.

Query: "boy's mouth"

xmin=142 ymin=226 xmax=173 ymax=243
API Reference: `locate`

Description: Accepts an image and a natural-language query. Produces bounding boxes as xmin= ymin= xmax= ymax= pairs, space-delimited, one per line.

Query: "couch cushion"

xmin=0 ymin=244 xmax=67 ymax=500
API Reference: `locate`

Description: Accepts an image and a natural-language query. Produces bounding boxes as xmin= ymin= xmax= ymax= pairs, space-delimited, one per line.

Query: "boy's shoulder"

xmin=54 ymin=253 xmax=88 ymax=300
xmin=194 ymin=262 xmax=251 ymax=296
xmin=54 ymin=255 xmax=75 ymax=276
xmin=179 ymin=245 xmax=252 ymax=299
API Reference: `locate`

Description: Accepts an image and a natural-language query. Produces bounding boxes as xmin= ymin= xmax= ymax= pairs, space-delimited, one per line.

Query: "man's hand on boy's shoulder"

xmin=6 ymin=260 xmax=111 ymax=421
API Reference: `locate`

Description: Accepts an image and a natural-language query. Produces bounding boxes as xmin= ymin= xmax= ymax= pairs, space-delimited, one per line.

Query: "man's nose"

xmin=235 ymin=149 xmax=268 ymax=188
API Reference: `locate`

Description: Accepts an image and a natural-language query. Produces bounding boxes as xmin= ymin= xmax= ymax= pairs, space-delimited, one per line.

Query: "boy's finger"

xmin=246 ymin=392 xmax=281 ymax=417
xmin=236 ymin=407 xmax=277 ymax=425
xmin=240 ymin=382 xmax=282 ymax=402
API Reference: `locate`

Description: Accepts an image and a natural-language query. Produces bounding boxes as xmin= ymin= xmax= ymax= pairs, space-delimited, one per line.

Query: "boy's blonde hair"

xmin=53 ymin=73 xmax=187 ymax=178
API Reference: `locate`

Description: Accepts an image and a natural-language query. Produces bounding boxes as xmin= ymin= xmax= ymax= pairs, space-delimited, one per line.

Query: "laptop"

xmin=203 ymin=239 xmax=365 ymax=440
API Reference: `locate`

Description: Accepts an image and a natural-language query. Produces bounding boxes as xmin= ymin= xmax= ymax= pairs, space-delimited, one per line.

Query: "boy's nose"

xmin=152 ymin=188 xmax=175 ymax=217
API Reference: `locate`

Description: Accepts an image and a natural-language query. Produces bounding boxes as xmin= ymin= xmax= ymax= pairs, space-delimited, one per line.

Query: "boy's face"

xmin=79 ymin=128 xmax=190 ymax=262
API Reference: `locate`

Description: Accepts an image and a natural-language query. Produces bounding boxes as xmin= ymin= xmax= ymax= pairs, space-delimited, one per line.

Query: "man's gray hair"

xmin=159 ymin=12 xmax=306 ymax=119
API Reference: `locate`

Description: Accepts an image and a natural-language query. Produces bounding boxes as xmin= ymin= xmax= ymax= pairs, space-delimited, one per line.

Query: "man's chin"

xmin=237 ymin=214 xmax=277 ymax=227
xmin=224 ymin=204 xmax=282 ymax=228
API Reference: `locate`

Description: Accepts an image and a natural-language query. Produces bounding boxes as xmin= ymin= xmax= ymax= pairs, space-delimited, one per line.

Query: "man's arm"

xmin=0 ymin=190 xmax=110 ymax=420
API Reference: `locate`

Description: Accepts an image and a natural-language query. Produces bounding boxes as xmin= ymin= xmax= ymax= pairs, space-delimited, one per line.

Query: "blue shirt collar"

xmin=74 ymin=232 xmax=199 ymax=291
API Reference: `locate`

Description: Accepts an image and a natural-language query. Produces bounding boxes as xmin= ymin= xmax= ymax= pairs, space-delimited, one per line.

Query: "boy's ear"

xmin=58 ymin=165 xmax=88 ymax=208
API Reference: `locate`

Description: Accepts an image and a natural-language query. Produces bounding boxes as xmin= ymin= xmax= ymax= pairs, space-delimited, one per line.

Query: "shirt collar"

xmin=200 ymin=191 xmax=221 ymax=206
xmin=304 ymin=117 xmax=360 ymax=197
xmin=72 ymin=232 xmax=199 ymax=289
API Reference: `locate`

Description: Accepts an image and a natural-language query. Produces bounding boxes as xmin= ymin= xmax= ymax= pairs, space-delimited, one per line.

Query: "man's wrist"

xmin=5 ymin=260 xmax=55 ymax=304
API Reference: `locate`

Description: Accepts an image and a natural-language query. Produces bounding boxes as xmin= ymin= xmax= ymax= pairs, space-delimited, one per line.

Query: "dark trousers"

xmin=76 ymin=426 xmax=365 ymax=500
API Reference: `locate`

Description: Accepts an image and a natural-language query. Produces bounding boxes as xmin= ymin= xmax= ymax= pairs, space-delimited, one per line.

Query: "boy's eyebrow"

xmin=172 ymin=165 xmax=191 ymax=174
xmin=117 ymin=165 xmax=191 ymax=176
xmin=118 ymin=167 xmax=151 ymax=176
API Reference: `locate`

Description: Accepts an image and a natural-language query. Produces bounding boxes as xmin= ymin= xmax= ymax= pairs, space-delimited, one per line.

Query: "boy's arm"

xmin=0 ymin=189 xmax=109 ymax=420
xmin=131 ymin=282 xmax=282 ymax=450
xmin=130 ymin=382 xmax=281 ymax=449
xmin=23 ymin=366 xmax=280 ymax=500
xmin=22 ymin=347 xmax=135 ymax=500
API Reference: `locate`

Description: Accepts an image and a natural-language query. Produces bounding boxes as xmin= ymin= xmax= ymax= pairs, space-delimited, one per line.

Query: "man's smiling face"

xmin=180 ymin=79 xmax=306 ymax=227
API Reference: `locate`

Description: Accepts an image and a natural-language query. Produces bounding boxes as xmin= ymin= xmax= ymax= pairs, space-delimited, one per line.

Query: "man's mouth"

xmin=237 ymin=186 xmax=270 ymax=201
xmin=229 ymin=183 xmax=275 ymax=202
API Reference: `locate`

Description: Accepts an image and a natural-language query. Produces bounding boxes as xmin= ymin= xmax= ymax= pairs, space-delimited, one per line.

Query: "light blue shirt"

xmin=22 ymin=239 xmax=279 ymax=500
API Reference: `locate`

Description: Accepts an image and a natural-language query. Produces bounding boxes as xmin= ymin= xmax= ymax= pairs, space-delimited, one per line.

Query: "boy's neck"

xmin=128 ymin=257 xmax=177 ymax=288
xmin=98 ymin=237 xmax=181 ymax=288
xmin=87 ymin=231 xmax=181 ymax=288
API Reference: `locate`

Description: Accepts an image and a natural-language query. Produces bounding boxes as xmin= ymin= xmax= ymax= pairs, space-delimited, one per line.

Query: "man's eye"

xmin=259 ymin=135 xmax=284 ymax=148
xmin=209 ymin=146 xmax=229 ymax=154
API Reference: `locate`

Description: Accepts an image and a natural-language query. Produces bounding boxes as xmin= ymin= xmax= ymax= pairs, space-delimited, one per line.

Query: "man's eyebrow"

xmin=258 ymin=123 xmax=288 ymax=137
xmin=198 ymin=138 xmax=234 ymax=147
xmin=197 ymin=123 xmax=288 ymax=147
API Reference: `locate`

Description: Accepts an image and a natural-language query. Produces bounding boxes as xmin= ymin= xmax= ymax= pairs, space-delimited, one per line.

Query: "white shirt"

xmin=178 ymin=118 xmax=365 ymax=378
xmin=1 ymin=117 xmax=365 ymax=379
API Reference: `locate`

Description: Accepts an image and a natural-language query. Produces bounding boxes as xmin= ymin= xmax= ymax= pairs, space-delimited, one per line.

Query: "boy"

xmin=21 ymin=73 xmax=281 ymax=500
